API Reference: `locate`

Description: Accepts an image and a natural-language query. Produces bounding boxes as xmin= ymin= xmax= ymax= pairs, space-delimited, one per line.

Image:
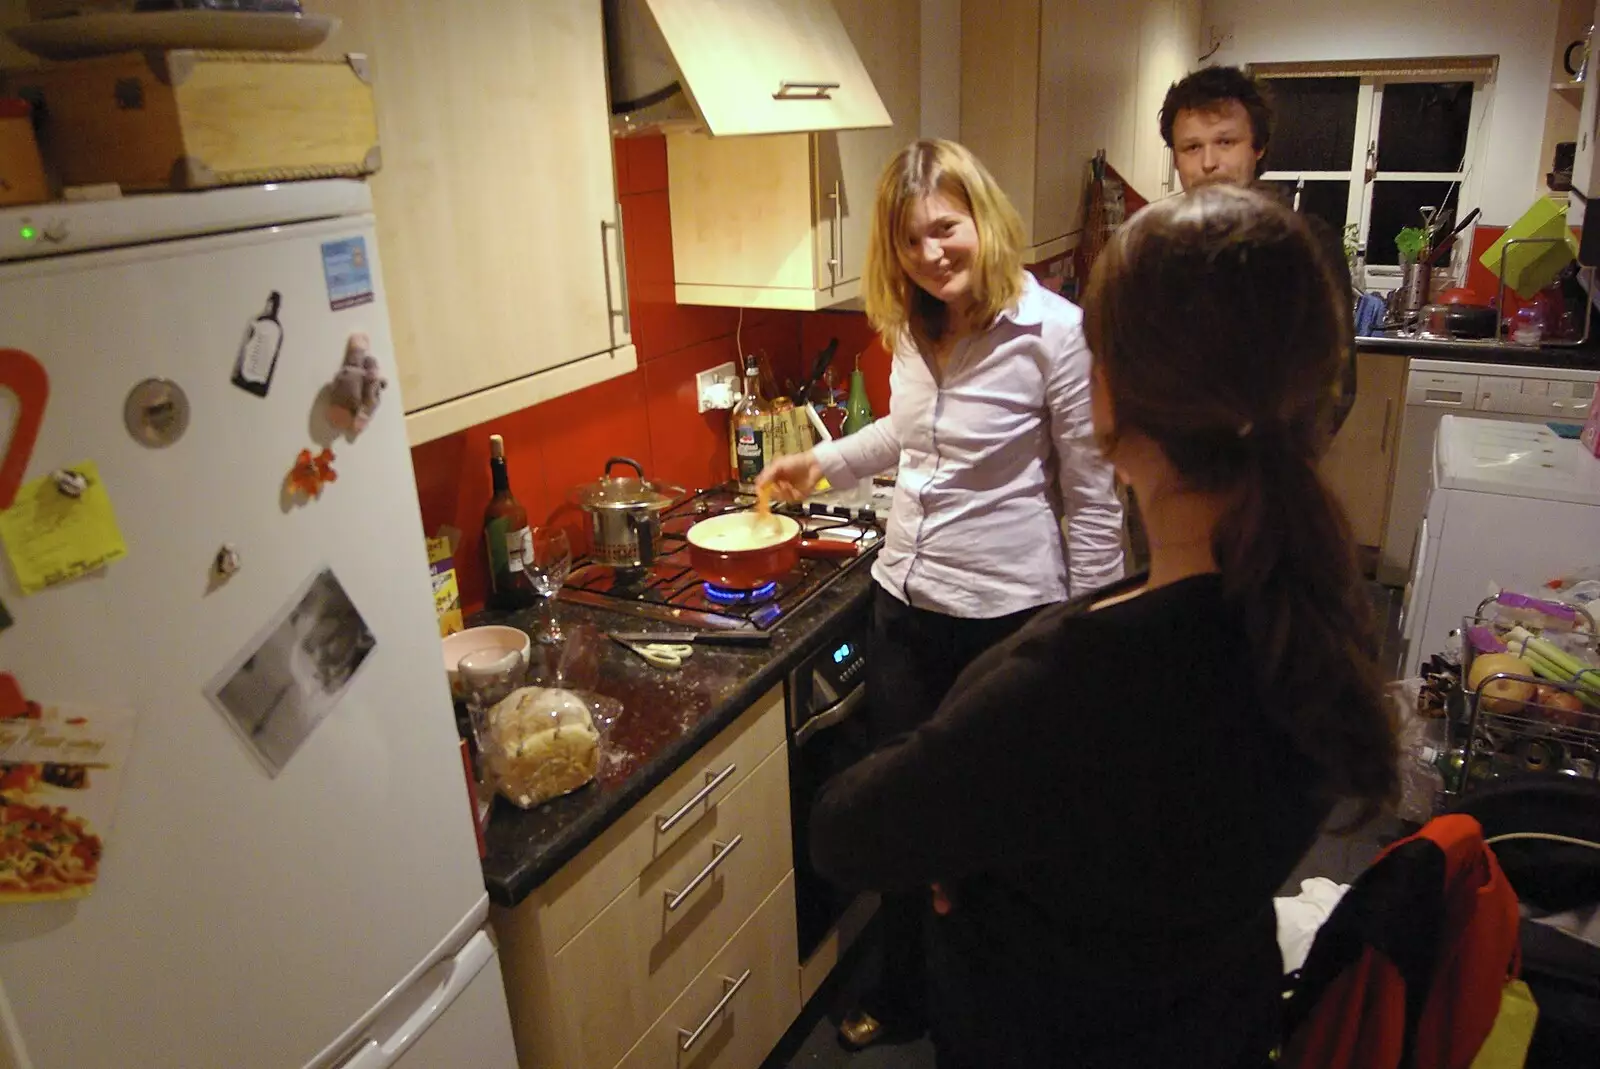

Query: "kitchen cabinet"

xmin=960 ymin=0 xmax=1199 ymax=262
xmin=310 ymin=0 xmax=634 ymax=445
xmin=666 ymin=0 xmax=918 ymax=310
xmin=1320 ymin=351 xmax=1407 ymax=548
xmin=491 ymin=687 xmax=797 ymax=1069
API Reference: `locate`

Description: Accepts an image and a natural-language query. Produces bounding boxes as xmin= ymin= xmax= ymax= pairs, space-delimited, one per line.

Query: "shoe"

xmin=838 ymin=1009 xmax=885 ymax=1050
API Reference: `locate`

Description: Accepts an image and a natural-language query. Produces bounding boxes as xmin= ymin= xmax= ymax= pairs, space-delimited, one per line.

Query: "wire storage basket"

xmin=1443 ymin=607 xmax=1600 ymax=796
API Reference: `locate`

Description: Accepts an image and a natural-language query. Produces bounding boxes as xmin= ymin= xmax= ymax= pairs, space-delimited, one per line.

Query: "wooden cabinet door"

xmin=818 ymin=0 xmax=921 ymax=294
xmin=312 ymin=0 xmax=622 ymax=418
xmin=1322 ymin=352 xmax=1407 ymax=547
xmin=645 ymin=0 xmax=891 ymax=136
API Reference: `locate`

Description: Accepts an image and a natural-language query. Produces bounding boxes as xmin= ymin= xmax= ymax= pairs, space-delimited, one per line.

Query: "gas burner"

xmin=558 ymin=482 xmax=884 ymax=630
xmin=704 ymin=580 xmax=779 ymax=605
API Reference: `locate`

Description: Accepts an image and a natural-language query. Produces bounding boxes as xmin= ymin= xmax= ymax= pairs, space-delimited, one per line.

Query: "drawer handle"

xmin=657 ymin=764 xmax=737 ymax=835
xmin=678 ymin=969 xmax=753 ymax=1052
xmin=664 ymin=835 xmax=743 ymax=912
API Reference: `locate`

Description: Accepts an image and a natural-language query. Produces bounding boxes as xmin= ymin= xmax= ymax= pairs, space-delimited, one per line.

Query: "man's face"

xmin=1172 ymin=100 xmax=1264 ymax=192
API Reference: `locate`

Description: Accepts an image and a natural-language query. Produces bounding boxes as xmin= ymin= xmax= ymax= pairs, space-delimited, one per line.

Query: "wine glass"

xmin=527 ymin=527 xmax=573 ymax=643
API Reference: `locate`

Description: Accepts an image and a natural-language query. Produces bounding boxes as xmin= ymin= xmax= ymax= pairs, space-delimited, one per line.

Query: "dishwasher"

xmin=1376 ymin=358 xmax=1598 ymax=586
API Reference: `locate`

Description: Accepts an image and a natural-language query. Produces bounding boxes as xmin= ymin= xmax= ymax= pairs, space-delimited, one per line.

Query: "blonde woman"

xmin=759 ymin=139 xmax=1124 ymax=1048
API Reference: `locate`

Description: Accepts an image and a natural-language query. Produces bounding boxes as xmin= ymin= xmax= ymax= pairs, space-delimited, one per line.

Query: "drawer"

xmin=614 ymin=873 xmax=801 ymax=1069
xmin=536 ymin=685 xmax=785 ymax=952
xmin=551 ymin=744 xmax=794 ymax=1069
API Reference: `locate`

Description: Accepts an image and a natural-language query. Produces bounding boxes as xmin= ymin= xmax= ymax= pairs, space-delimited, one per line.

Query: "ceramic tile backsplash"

xmin=412 ymin=134 xmax=884 ymax=612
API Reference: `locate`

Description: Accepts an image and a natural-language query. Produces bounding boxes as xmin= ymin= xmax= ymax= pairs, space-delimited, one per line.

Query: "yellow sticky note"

xmin=0 ymin=462 xmax=128 ymax=595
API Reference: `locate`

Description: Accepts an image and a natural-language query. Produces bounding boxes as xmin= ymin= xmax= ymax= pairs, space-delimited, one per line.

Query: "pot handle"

xmin=605 ymin=456 xmax=645 ymax=480
xmin=629 ymin=510 xmax=656 ymax=566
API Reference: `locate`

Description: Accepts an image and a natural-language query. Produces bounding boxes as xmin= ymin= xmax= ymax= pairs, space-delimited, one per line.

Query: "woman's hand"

xmin=756 ymin=452 xmax=824 ymax=502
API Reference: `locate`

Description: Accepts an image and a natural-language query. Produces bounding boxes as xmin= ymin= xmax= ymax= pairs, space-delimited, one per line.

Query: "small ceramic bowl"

xmin=442 ymin=625 xmax=531 ymax=698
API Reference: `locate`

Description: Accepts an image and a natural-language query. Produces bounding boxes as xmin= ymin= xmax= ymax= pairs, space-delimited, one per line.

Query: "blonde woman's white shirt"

xmin=814 ymin=273 xmax=1125 ymax=616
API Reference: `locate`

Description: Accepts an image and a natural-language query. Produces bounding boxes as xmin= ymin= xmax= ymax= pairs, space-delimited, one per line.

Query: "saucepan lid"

xmin=571 ymin=456 xmax=684 ymax=511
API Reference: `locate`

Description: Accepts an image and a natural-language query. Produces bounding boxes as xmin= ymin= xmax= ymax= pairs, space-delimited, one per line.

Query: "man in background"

xmin=1159 ymin=65 xmax=1359 ymax=436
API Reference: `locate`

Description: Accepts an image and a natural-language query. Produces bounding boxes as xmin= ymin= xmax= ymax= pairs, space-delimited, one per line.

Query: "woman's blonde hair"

xmin=863 ymin=139 xmax=1026 ymax=355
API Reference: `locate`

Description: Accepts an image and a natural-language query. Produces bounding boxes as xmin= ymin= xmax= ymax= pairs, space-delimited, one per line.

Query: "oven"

xmin=786 ymin=598 xmax=874 ymax=964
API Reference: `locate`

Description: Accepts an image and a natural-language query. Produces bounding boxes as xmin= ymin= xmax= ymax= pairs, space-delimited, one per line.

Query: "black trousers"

xmin=861 ymin=583 xmax=1042 ymax=1025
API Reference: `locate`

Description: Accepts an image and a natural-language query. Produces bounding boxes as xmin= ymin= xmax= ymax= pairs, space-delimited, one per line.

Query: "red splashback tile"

xmin=625 ymin=134 xmax=669 ymax=194
xmin=534 ymin=368 xmax=654 ymax=537
xmin=642 ymin=337 xmax=743 ymax=491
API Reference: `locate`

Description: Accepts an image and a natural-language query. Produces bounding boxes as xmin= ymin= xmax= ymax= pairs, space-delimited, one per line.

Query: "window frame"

xmin=1256 ymin=66 xmax=1493 ymax=287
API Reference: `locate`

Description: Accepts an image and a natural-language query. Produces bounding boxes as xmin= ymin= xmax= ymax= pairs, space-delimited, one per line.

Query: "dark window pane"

xmin=1261 ymin=77 xmax=1359 ymax=171
xmin=1265 ymin=179 xmax=1351 ymax=236
xmin=1366 ymin=180 xmax=1459 ymax=266
xmin=1375 ymin=82 xmax=1472 ymax=172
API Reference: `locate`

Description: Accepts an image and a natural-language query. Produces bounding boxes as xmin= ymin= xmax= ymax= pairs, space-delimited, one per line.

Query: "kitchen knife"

xmin=608 ymin=631 xmax=772 ymax=648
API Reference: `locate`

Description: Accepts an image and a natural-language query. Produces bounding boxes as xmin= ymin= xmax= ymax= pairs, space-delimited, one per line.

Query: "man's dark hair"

xmin=1159 ymin=66 xmax=1274 ymax=156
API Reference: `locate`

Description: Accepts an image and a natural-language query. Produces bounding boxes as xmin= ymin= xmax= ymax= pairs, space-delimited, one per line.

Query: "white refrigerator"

xmin=0 ymin=181 xmax=520 ymax=1068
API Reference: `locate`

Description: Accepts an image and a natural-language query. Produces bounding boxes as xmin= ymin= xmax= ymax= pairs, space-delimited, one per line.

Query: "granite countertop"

xmin=1356 ymin=334 xmax=1600 ymax=370
xmin=469 ymin=563 xmax=877 ymax=909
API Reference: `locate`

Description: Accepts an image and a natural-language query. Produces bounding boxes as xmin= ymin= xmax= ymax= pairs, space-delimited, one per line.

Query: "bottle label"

xmin=506 ymin=526 xmax=532 ymax=573
xmin=735 ymin=425 xmax=765 ymax=481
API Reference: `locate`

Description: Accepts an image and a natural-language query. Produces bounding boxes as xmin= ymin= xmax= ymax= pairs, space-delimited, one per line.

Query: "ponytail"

xmin=1213 ymin=435 xmax=1398 ymax=827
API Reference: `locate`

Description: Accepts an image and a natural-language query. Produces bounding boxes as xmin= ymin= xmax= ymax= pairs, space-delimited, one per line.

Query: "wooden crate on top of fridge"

xmin=7 ymin=49 xmax=379 ymax=192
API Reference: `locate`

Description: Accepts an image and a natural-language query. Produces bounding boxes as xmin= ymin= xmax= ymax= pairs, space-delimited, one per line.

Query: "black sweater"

xmin=810 ymin=574 xmax=1330 ymax=1068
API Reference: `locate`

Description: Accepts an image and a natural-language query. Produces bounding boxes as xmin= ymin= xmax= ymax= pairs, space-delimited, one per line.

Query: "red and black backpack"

xmin=1279 ymin=814 xmax=1521 ymax=1069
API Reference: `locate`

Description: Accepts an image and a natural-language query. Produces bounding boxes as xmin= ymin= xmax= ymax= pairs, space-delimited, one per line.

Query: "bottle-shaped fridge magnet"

xmin=232 ymin=291 xmax=284 ymax=397
xmin=483 ymin=434 xmax=536 ymax=610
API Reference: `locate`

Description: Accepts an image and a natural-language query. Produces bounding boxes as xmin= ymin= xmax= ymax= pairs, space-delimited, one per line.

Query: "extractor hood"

xmin=604 ymin=0 xmax=890 ymax=138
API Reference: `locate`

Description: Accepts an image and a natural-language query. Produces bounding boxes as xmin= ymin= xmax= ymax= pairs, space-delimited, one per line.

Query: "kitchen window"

xmin=1252 ymin=57 xmax=1495 ymax=283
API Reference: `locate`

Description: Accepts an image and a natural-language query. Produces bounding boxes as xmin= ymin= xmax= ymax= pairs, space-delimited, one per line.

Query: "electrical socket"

xmin=696 ymin=361 xmax=740 ymax=413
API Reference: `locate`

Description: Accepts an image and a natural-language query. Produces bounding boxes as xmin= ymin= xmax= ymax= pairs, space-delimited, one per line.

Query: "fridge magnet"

xmin=230 ymin=292 xmax=284 ymax=398
xmin=0 ymin=349 xmax=48 ymax=509
xmin=204 ymin=566 xmax=376 ymax=777
xmin=50 ymin=468 xmax=88 ymax=498
xmin=326 ymin=333 xmax=386 ymax=434
xmin=320 ymin=236 xmax=374 ymax=311
xmin=123 ymin=378 xmax=190 ymax=449
xmin=213 ymin=544 xmax=241 ymax=580
xmin=0 ymin=460 xmax=128 ymax=596
xmin=284 ymin=447 xmax=337 ymax=501
xmin=0 ymin=674 xmax=138 ymax=902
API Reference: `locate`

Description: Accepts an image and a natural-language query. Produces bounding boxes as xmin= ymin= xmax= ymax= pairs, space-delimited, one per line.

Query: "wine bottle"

xmin=483 ymin=434 xmax=536 ymax=610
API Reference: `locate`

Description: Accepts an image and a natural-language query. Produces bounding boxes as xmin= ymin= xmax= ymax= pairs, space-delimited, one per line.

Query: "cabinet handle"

xmin=677 ymin=970 xmax=752 ymax=1052
xmin=828 ymin=181 xmax=842 ymax=286
xmin=774 ymin=80 xmax=839 ymax=99
xmin=656 ymin=763 xmax=736 ymax=834
xmin=664 ymin=835 xmax=743 ymax=912
xmin=601 ymin=204 xmax=631 ymax=339
xmin=1380 ymin=398 xmax=1394 ymax=451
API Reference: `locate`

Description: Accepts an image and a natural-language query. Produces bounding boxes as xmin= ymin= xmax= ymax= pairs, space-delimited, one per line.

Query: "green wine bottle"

xmin=843 ymin=362 xmax=874 ymax=435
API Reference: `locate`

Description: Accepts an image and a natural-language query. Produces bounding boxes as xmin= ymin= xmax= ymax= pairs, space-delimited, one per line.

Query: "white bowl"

xmin=442 ymin=626 xmax=531 ymax=697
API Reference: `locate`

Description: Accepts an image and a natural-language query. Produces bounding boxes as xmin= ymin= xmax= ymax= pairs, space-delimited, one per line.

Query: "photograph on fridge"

xmin=206 ymin=566 xmax=376 ymax=776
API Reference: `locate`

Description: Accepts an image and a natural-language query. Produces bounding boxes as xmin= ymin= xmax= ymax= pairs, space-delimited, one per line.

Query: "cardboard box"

xmin=8 ymin=49 xmax=378 ymax=191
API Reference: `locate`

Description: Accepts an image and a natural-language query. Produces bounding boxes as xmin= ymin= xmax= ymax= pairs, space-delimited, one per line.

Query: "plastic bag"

xmin=484 ymin=686 xmax=600 ymax=809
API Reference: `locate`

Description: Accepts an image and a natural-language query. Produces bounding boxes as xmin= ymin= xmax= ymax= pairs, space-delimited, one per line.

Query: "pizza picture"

xmin=0 ymin=689 xmax=134 ymax=903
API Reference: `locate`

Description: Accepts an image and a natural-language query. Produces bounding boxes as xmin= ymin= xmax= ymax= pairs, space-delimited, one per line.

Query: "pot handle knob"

xmin=605 ymin=456 xmax=645 ymax=480
xmin=629 ymin=511 xmax=656 ymax=566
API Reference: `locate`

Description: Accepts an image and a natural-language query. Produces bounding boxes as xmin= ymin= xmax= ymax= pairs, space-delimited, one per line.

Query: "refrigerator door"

xmin=0 ymin=211 xmax=492 ymax=1068
xmin=318 ymin=923 xmax=517 ymax=1069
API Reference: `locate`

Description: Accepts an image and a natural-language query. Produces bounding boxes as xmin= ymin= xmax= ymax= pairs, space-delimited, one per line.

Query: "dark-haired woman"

xmin=808 ymin=185 xmax=1398 ymax=1069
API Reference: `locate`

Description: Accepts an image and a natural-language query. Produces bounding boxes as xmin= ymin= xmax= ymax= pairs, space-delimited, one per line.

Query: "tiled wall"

xmin=411 ymin=135 xmax=891 ymax=612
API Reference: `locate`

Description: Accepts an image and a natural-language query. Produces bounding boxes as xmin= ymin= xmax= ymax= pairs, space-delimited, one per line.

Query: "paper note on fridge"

xmin=0 ymin=700 xmax=137 ymax=902
xmin=0 ymin=461 xmax=129 ymax=595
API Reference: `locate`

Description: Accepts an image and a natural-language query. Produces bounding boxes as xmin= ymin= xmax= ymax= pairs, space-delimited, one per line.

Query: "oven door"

xmin=787 ymin=611 xmax=873 ymax=963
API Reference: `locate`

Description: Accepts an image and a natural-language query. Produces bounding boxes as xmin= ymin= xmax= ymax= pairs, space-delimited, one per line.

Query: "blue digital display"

xmin=833 ymin=643 xmax=853 ymax=664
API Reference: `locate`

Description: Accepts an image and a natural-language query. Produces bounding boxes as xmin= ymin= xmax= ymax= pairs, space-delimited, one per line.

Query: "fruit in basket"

xmin=1532 ymin=684 xmax=1587 ymax=728
xmin=1467 ymin=653 xmax=1535 ymax=714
